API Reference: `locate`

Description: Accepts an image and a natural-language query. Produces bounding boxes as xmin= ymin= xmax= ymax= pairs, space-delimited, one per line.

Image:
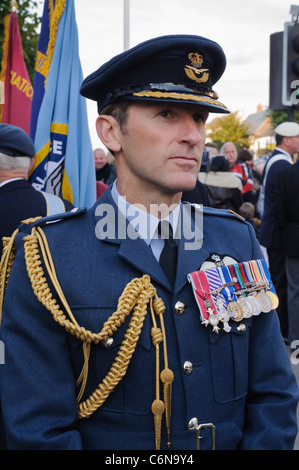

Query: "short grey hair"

xmin=0 ymin=152 xmax=31 ymax=170
xmin=220 ymin=142 xmax=237 ymax=154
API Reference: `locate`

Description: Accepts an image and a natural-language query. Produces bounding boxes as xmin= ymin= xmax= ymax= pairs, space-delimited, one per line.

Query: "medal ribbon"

xmin=217 ymin=265 xmax=236 ymax=303
xmin=243 ymin=261 xmax=255 ymax=285
xmin=204 ymin=267 xmax=227 ymax=311
xmin=228 ymin=264 xmax=241 ymax=291
xmin=187 ymin=270 xmax=217 ymax=320
xmin=258 ymin=259 xmax=277 ymax=295
xmin=231 ymin=264 xmax=247 ymax=296
xmin=238 ymin=262 xmax=250 ymax=285
xmin=250 ymin=260 xmax=265 ymax=290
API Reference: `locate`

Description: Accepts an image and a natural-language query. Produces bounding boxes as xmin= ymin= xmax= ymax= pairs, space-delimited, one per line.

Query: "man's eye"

xmin=160 ymin=110 xmax=170 ymax=118
xmin=193 ymin=113 xmax=205 ymax=123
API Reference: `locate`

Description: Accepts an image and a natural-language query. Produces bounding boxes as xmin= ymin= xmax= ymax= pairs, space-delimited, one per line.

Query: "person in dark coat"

xmin=275 ymin=159 xmax=299 ymax=344
xmin=94 ymin=147 xmax=117 ymax=184
xmin=259 ymin=121 xmax=299 ymax=340
xmin=198 ymin=155 xmax=243 ymax=212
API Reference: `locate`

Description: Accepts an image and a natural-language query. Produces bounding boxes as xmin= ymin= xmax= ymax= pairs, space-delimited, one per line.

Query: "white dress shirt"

xmin=111 ymin=181 xmax=180 ymax=261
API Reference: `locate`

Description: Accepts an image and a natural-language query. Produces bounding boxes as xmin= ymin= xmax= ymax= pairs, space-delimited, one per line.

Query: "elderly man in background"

xmin=0 ymin=124 xmax=73 ymax=256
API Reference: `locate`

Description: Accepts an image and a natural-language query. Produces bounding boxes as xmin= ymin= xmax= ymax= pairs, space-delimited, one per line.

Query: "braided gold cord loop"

xmin=2 ymin=222 xmax=173 ymax=450
xmin=0 ymin=231 xmax=19 ymax=325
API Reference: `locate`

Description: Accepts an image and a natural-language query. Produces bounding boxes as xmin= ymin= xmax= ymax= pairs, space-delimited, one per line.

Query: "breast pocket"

xmin=209 ymin=321 xmax=250 ymax=404
xmin=68 ymin=305 xmax=154 ymax=416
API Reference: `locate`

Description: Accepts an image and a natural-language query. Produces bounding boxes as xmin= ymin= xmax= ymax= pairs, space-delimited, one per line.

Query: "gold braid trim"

xmin=17 ymin=224 xmax=173 ymax=450
xmin=133 ymin=90 xmax=228 ymax=110
xmin=0 ymin=230 xmax=18 ymax=325
xmin=0 ymin=217 xmax=43 ymax=324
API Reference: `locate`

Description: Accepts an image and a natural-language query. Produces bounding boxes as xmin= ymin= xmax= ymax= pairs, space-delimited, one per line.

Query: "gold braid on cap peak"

xmin=133 ymin=90 xmax=228 ymax=110
xmin=0 ymin=222 xmax=174 ymax=450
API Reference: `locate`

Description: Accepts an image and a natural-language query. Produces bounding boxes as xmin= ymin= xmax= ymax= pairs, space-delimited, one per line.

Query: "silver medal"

xmin=255 ymin=291 xmax=273 ymax=313
xmin=238 ymin=297 xmax=253 ymax=318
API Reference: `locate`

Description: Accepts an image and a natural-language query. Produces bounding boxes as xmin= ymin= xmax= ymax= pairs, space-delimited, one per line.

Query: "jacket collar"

xmin=92 ymin=187 xmax=208 ymax=292
xmin=0 ymin=178 xmax=28 ymax=191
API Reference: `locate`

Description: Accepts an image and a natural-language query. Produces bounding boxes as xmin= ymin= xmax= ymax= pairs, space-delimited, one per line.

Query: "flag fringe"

xmin=44 ymin=0 xmax=66 ymax=87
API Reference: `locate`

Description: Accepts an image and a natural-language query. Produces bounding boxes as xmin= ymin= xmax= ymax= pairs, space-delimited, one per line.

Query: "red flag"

xmin=0 ymin=10 xmax=33 ymax=134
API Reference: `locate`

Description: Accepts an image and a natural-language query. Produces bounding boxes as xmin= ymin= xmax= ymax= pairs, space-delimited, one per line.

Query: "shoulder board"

xmin=19 ymin=207 xmax=87 ymax=232
xmin=202 ymin=206 xmax=246 ymax=223
xmin=183 ymin=202 xmax=246 ymax=223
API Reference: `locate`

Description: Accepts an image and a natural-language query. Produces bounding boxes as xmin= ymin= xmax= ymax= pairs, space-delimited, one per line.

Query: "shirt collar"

xmin=275 ymin=147 xmax=292 ymax=160
xmin=0 ymin=177 xmax=25 ymax=188
xmin=111 ymin=180 xmax=181 ymax=245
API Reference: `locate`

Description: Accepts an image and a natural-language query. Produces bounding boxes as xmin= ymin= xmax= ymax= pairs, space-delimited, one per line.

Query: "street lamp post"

xmin=124 ymin=0 xmax=130 ymax=51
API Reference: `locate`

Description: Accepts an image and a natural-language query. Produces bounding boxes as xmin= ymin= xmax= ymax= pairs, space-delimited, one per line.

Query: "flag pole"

xmin=123 ymin=0 xmax=130 ymax=51
xmin=10 ymin=1 xmax=18 ymax=12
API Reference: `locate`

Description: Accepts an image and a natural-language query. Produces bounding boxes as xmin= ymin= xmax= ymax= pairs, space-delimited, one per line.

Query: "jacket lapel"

xmin=93 ymin=187 xmax=172 ymax=290
xmin=174 ymin=203 xmax=209 ymax=293
xmin=93 ymin=191 xmax=210 ymax=293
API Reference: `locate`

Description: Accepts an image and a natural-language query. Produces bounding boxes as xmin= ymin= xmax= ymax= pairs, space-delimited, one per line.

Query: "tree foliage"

xmin=266 ymin=108 xmax=299 ymax=128
xmin=0 ymin=0 xmax=42 ymax=84
xmin=207 ymin=111 xmax=251 ymax=151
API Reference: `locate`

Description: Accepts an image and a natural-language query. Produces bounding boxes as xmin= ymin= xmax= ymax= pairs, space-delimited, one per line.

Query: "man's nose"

xmin=180 ymin=116 xmax=204 ymax=146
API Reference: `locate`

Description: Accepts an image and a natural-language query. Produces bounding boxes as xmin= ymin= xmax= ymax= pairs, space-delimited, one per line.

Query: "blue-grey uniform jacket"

xmin=0 ymin=187 xmax=298 ymax=450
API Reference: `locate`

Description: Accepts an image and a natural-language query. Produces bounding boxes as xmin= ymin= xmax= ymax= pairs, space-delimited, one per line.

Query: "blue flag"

xmin=29 ymin=0 xmax=49 ymax=141
xmin=29 ymin=0 xmax=96 ymax=208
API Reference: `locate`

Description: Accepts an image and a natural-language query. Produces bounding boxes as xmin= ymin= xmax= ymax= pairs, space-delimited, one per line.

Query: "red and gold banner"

xmin=0 ymin=10 xmax=33 ymax=134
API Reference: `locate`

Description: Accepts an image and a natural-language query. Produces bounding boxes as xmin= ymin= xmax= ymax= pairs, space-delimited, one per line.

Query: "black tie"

xmin=158 ymin=220 xmax=178 ymax=287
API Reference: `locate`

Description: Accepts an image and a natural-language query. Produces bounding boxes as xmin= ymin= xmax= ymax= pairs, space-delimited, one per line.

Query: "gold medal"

xmin=266 ymin=291 xmax=279 ymax=310
xmin=227 ymin=300 xmax=244 ymax=321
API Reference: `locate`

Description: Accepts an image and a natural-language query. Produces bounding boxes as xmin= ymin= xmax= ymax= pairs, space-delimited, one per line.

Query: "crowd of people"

xmin=191 ymin=122 xmax=299 ymax=348
xmin=0 ymin=33 xmax=298 ymax=450
xmin=93 ymin=120 xmax=299 ymax=357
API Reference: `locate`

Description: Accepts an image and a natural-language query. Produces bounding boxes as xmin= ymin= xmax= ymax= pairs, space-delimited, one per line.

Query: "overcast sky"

xmin=37 ymin=0 xmax=293 ymax=148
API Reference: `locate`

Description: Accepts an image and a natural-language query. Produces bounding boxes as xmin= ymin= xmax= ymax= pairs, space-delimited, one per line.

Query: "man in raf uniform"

xmin=0 ymin=35 xmax=298 ymax=450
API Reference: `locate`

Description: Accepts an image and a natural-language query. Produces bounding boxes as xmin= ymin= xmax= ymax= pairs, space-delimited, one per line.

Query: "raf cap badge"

xmin=184 ymin=52 xmax=209 ymax=84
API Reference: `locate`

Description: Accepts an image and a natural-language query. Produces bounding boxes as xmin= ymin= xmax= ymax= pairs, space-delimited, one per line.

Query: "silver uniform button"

xmin=183 ymin=361 xmax=193 ymax=375
xmin=175 ymin=301 xmax=185 ymax=315
xmin=237 ymin=323 xmax=246 ymax=333
xmin=188 ymin=417 xmax=199 ymax=431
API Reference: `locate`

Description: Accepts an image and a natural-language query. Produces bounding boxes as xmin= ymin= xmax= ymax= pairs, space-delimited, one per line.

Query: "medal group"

xmin=188 ymin=259 xmax=279 ymax=333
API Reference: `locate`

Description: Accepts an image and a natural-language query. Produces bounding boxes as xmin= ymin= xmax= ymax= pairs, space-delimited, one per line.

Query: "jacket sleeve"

xmin=240 ymin=311 xmax=299 ymax=449
xmin=0 ymin=233 xmax=83 ymax=450
xmin=240 ymin=222 xmax=299 ymax=449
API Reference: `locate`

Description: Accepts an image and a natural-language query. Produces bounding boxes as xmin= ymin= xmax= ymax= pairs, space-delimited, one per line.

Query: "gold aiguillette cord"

xmin=3 ymin=221 xmax=175 ymax=451
xmin=150 ymin=297 xmax=174 ymax=450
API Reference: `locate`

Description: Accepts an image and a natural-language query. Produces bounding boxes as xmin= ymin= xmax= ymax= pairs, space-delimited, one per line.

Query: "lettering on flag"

xmin=31 ymin=122 xmax=68 ymax=196
xmin=34 ymin=50 xmax=49 ymax=78
xmin=0 ymin=11 xmax=32 ymax=133
xmin=30 ymin=0 xmax=96 ymax=207
xmin=10 ymin=70 xmax=33 ymax=98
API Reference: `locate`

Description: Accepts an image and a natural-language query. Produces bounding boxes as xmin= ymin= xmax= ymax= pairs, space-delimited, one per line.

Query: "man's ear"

xmin=96 ymin=115 xmax=122 ymax=153
xmin=28 ymin=157 xmax=35 ymax=173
